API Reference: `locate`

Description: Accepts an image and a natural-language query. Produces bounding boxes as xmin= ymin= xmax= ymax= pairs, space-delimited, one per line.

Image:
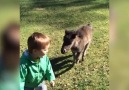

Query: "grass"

xmin=20 ymin=0 xmax=109 ymax=90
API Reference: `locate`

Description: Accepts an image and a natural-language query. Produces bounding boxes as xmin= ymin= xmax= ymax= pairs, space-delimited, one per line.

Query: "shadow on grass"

xmin=20 ymin=0 xmax=96 ymax=10
xmin=50 ymin=55 xmax=74 ymax=77
xmin=21 ymin=0 xmax=109 ymax=16
xmin=32 ymin=0 xmax=96 ymax=8
xmin=20 ymin=0 xmax=109 ymax=29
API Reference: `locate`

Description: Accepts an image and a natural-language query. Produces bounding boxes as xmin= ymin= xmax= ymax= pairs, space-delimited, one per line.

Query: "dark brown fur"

xmin=61 ymin=24 xmax=93 ymax=63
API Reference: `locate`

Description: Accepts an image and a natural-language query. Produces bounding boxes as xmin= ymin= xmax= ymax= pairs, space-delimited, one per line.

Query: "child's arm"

xmin=46 ymin=56 xmax=55 ymax=86
xmin=20 ymin=63 xmax=27 ymax=90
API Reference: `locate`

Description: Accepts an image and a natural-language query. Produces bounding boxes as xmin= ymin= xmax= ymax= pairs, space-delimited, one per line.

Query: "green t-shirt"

xmin=20 ymin=50 xmax=55 ymax=90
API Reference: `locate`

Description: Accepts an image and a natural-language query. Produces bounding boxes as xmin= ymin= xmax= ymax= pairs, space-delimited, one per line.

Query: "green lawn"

xmin=20 ymin=0 xmax=109 ymax=89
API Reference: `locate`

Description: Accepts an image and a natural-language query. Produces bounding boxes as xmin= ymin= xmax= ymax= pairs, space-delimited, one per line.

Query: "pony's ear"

xmin=73 ymin=30 xmax=77 ymax=34
xmin=81 ymin=26 xmax=86 ymax=30
xmin=71 ymin=31 xmax=77 ymax=39
xmin=65 ymin=30 xmax=68 ymax=34
xmin=87 ymin=23 xmax=91 ymax=26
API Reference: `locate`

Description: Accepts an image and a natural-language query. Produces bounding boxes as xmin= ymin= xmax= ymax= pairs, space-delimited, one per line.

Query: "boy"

xmin=20 ymin=32 xmax=55 ymax=90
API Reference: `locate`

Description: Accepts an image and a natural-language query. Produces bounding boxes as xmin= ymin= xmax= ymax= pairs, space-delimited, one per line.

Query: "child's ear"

xmin=32 ymin=49 xmax=37 ymax=53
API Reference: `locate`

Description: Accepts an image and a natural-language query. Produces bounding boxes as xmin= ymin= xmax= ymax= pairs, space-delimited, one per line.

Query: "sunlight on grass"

xmin=20 ymin=0 xmax=109 ymax=89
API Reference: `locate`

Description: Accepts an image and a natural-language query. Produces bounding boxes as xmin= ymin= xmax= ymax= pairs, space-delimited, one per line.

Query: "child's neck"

xmin=30 ymin=53 xmax=40 ymax=61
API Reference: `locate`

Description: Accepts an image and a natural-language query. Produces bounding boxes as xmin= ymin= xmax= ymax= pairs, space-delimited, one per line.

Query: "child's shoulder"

xmin=20 ymin=50 xmax=29 ymax=65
